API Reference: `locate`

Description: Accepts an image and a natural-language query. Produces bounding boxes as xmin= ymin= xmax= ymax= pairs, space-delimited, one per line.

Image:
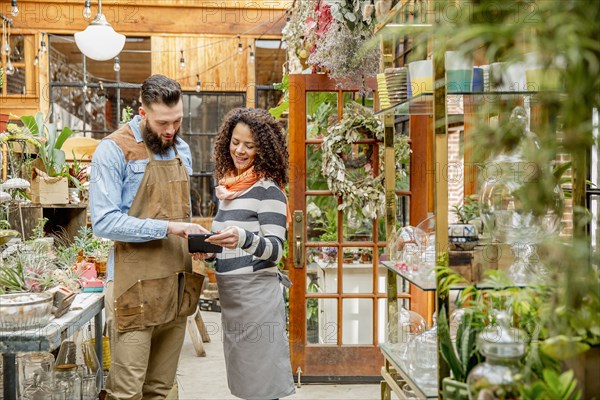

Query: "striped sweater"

xmin=212 ymin=178 xmax=287 ymax=274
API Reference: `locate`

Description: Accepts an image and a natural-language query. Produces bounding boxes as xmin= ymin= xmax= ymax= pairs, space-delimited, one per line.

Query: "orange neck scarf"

xmin=215 ymin=166 xmax=292 ymax=225
xmin=215 ymin=167 xmax=259 ymax=200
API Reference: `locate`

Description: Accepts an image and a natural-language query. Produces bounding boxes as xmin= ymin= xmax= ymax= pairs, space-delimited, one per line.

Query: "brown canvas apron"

xmin=113 ymin=145 xmax=203 ymax=332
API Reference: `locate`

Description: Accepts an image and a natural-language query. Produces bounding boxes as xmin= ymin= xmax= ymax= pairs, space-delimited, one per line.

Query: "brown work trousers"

xmin=104 ymin=282 xmax=186 ymax=400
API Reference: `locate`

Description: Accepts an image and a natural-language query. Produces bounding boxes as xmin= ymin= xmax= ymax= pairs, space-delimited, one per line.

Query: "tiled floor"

xmin=176 ymin=310 xmax=384 ymax=400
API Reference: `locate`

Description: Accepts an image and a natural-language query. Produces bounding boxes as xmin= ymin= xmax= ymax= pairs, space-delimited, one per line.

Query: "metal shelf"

xmin=380 ymin=342 xmax=438 ymax=399
xmin=380 ymin=260 xmax=528 ymax=291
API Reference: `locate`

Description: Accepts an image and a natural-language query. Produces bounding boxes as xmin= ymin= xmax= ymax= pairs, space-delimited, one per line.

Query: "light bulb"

xmin=249 ymin=51 xmax=255 ymax=63
xmin=179 ymin=50 xmax=185 ymax=71
xmin=34 ymin=54 xmax=39 ymax=66
xmin=6 ymin=60 xmax=15 ymax=75
xmin=113 ymin=57 xmax=120 ymax=72
xmin=11 ymin=0 xmax=19 ymax=17
xmin=83 ymin=0 xmax=92 ymax=19
xmin=238 ymin=42 xmax=243 ymax=54
xmin=196 ymin=75 xmax=201 ymax=92
xmin=40 ymin=33 xmax=47 ymax=54
xmin=2 ymin=41 xmax=10 ymax=56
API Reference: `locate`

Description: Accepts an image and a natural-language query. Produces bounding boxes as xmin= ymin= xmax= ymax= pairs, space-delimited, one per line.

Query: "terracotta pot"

xmin=207 ymin=269 xmax=216 ymax=283
xmin=0 ymin=113 xmax=9 ymax=133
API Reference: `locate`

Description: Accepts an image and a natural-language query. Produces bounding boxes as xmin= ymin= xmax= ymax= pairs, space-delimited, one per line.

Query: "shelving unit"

xmin=374 ymin=2 xmax=553 ymax=398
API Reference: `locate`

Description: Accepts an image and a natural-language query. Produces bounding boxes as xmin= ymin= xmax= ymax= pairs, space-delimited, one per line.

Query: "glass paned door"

xmin=288 ymin=74 xmax=384 ymax=380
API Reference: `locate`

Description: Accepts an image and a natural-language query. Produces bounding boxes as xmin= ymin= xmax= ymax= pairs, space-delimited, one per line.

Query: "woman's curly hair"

xmin=214 ymin=108 xmax=289 ymax=187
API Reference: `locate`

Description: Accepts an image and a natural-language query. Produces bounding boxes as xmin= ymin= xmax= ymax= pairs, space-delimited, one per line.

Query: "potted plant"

xmin=19 ymin=112 xmax=75 ymax=205
xmin=62 ymin=151 xmax=88 ymax=204
xmin=449 ymin=195 xmax=481 ymax=251
xmin=0 ymin=247 xmax=58 ymax=330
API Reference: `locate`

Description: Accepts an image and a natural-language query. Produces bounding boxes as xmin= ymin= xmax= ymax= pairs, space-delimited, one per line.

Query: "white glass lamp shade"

xmin=75 ymin=14 xmax=125 ymax=61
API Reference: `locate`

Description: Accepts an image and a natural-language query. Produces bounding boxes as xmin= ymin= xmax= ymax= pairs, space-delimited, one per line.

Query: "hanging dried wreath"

xmin=322 ymin=103 xmax=410 ymax=220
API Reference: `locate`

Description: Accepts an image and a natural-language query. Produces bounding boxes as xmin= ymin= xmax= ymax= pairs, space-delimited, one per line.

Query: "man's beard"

xmin=142 ymin=121 xmax=180 ymax=155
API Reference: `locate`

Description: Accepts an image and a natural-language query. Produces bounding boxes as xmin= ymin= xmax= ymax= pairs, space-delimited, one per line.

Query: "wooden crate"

xmin=449 ymin=244 xmax=499 ymax=283
xmin=30 ymin=175 xmax=69 ymax=205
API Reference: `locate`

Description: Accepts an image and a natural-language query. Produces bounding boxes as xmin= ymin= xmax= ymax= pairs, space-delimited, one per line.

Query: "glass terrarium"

xmin=479 ymin=106 xmax=563 ymax=284
xmin=467 ymin=312 xmax=527 ymax=400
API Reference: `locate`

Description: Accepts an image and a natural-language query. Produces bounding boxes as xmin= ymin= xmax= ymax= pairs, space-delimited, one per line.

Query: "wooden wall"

xmin=1 ymin=0 xmax=288 ymax=119
xmin=152 ymin=35 xmax=253 ymax=93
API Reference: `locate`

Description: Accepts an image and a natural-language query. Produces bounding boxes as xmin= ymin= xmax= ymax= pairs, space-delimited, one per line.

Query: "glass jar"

xmin=479 ymin=106 xmax=563 ymax=284
xmin=409 ymin=318 xmax=438 ymax=392
xmin=53 ymin=364 xmax=81 ymax=400
xmin=466 ymin=313 xmax=527 ymax=400
xmin=19 ymin=352 xmax=54 ymax=397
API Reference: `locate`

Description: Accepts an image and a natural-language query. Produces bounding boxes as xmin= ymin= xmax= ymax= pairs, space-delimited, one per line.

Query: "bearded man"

xmin=90 ymin=74 xmax=209 ymax=399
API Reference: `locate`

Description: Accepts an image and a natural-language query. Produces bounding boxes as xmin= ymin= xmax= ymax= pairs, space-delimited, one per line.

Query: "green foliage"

xmin=319 ymin=207 xmax=338 ymax=242
xmin=0 ymin=247 xmax=57 ymax=293
xmin=120 ymin=106 xmax=134 ymax=124
xmin=521 ymin=369 xmax=581 ymax=400
xmin=438 ymin=306 xmax=484 ymax=383
xmin=72 ymin=226 xmax=111 ymax=258
xmin=269 ymin=75 xmax=289 ymax=119
xmin=20 ymin=112 xmax=75 ymax=177
xmin=452 ymin=195 xmax=481 ymax=224
xmin=31 ymin=217 xmax=48 ymax=240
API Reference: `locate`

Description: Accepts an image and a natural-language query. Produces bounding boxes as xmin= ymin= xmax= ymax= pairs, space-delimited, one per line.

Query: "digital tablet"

xmin=188 ymin=233 xmax=223 ymax=253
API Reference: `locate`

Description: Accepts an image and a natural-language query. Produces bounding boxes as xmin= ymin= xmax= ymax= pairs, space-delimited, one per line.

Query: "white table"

xmin=0 ymin=292 xmax=104 ymax=400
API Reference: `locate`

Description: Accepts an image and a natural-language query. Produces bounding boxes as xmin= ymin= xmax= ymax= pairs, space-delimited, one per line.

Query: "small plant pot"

xmin=207 ymin=269 xmax=217 ymax=284
xmin=442 ymin=377 xmax=469 ymax=400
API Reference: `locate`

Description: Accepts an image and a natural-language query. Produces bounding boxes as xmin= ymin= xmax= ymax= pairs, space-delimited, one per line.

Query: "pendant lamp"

xmin=75 ymin=0 xmax=125 ymax=61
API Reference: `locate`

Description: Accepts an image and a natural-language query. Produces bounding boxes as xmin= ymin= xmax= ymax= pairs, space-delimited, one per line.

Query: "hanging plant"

xmin=321 ymin=103 xmax=410 ymax=220
xmin=282 ymin=0 xmax=380 ymax=87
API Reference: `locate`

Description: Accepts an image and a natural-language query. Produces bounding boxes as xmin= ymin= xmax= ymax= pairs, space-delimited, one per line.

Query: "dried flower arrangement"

xmin=283 ymin=0 xmax=381 ymax=89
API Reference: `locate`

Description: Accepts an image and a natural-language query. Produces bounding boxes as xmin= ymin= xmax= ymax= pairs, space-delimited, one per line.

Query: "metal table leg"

xmin=95 ymin=310 xmax=103 ymax=389
xmin=3 ymin=353 xmax=16 ymax=400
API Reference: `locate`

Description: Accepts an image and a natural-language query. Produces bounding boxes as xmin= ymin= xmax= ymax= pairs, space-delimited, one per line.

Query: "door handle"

xmin=293 ymin=210 xmax=305 ymax=269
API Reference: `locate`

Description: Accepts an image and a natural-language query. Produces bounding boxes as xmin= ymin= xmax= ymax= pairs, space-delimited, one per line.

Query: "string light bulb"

xmin=40 ymin=32 xmax=47 ymax=54
xmin=196 ymin=75 xmax=201 ymax=92
xmin=5 ymin=60 xmax=15 ymax=75
xmin=11 ymin=0 xmax=19 ymax=17
xmin=2 ymin=40 xmax=9 ymax=56
xmin=248 ymin=46 xmax=255 ymax=63
xmin=33 ymin=50 xmax=39 ymax=66
xmin=179 ymin=50 xmax=185 ymax=71
xmin=113 ymin=56 xmax=121 ymax=72
xmin=83 ymin=0 xmax=92 ymax=19
xmin=237 ymin=35 xmax=243 ymax=54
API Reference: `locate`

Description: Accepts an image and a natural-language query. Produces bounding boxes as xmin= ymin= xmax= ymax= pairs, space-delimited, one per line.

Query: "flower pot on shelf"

xmin=442 ymin=377 xmax=469 ymax=400
xmin=31 ymin=173 xmax=69 ymax=205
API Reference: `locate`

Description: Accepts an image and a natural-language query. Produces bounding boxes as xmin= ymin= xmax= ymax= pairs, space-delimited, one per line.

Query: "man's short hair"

xmin=141 ymin=74 xmax=182 ymax=109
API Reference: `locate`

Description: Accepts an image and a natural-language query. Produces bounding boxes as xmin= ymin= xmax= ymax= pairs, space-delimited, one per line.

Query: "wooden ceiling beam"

xmin=5 ymin=1 xmax=288 ymax=36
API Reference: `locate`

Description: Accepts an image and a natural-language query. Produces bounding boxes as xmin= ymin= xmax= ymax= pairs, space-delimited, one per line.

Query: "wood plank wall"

xmin=152 ymin=36 xmax=252 ymax=93
xmin=1 ymin=0 xmax=289 ymax=118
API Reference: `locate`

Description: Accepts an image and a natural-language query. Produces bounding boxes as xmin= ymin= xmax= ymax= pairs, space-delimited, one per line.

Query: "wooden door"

xmin=287 ymin=74 xmax=430 ymax=380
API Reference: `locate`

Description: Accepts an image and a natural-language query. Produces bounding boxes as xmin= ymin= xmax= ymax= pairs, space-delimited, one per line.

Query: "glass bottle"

xmin=466 ymin=312 xmax=527 ymax=400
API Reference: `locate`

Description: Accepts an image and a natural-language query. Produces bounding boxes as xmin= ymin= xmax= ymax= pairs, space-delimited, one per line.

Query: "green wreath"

xmin=321 ymin=103 xmax=410 ymax=220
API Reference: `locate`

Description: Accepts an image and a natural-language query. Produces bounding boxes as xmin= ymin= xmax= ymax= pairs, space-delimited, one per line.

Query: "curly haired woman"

xmin=201 ymin=108 xmax=295 ymax=400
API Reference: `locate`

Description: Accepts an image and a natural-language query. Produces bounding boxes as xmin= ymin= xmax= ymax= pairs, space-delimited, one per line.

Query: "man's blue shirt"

xmin=89 ymin=116 xmax=193 ymax=281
